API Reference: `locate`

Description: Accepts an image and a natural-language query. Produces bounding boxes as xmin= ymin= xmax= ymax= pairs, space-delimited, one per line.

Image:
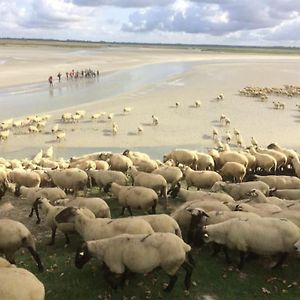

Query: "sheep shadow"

xmin=102 ymin=129 xmax=111 ymax=133
xmin=168 ymin=105 xmax=178 ymax=108
xmin=128 ymin=132 xmax=138 ymax=136
xmin=141 ymin=122 xmax=153 ymax=127
xmin=188 ymin=105 xmax=199 ymax=108
xmin=82 ymin=120 xmax=92 ymax=124
xmin=45 ymin=139 xmax=59 ymax=144
xmin=211 ymin=120 xmax=219 ymax=124
xmin=115 ymin=113 xmax=125 ymax=117
xmin=202 ymin=134 xmax=211 ymax=140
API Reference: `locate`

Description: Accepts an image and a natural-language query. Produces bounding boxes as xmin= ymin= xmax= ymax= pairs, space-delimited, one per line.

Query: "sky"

xmin=1 ymin=0 xmax=300 ymax=46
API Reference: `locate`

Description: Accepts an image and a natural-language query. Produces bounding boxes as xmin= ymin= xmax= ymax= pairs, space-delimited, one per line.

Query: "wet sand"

xmin=0 ymin=43 xmax=300 ymax=159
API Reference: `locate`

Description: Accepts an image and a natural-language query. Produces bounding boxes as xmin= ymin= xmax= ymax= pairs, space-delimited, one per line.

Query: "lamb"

xmin=54 ymin=207 xmax=154 ymax=242
xmin=45 ymin=168 xmax=88 ymax=195
xmin=211 ymin=181 xmax=270 ymax=200
xmin=55 ymin=197 xmax=111 ymax=218
xmin=88 ymin=169 xmax=128 ymax=192
xmin=169 ymin=183 xmax=234 ymax=203
xmin=152 ymin=114 xmax=159 ymax=125
xmin=111 ymin=182 xmax=158 ymax=215
xmin=75 ymin=233 xmax=193 ymax=291
xmin=152 ymin=165 xmax=183 ymax=189
xmin=0 ymin=219 xmax=43 ymax=271
xmin=127 ymin=166 xmax=168 ymax=208
xmin=218 ymin=162 xmax=246 ymax=183
xmin=31 ymin=198 xmax=95 ymax=245
xmin=184 ymin=166 xmax=222 ymax=189
xmin=253 ymin=175 xmax=300 ymax=189
xmin=0 ymin=130 xmax=10 ymax=141
xmin=0 ymin=259 xmax=45 ymax=300
xmin=203 ymin=216 xmax=300 ymax=269
xmin=163 ymin=149 xmax=197 ymax=168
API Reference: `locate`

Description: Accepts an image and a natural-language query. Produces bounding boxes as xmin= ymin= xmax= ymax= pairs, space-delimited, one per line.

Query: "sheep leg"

xmin=28 ymin=207 xmax=34 ymax=218
xmin=64 ymin=233 xmax=70 ymax=245
xmin=187 ymin=252 xmax=195 ymax=266
xmin=27 ymin=246 xmax=44 ymax=272
xmin=164 ymin=274 xmax=178 ymax=292
xmin=238 ymin=251 xmax=245 ymax=270
xmin=102 ymin=264 xmax=118 ymax=289
xmin=211 ymin=243 xmax=221 ymax=257
xmin=272 ymin=252 xmax=288 ymax=269
xmin=127 ymin=207 xmax=133 ymax=216
xmin=223 ymin=247 xmax=231 ymax=264
xmin=151 ymin=203 xmax=156 ymax=214
xmin=47 ymin=227 xmax=57 ymax=246
xmin=181 ymin=261 xmax=193 ymax=290
xmin=120 ymin=207 xmax=126 ymax=216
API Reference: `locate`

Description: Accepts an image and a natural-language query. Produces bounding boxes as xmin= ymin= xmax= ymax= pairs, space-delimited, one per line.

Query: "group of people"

xmin=48 ymin=68 xmax=100 ymax=86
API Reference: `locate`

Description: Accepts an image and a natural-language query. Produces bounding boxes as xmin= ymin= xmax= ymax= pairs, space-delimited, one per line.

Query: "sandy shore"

xmin=1 ymin=43 xmax=300 ymax=159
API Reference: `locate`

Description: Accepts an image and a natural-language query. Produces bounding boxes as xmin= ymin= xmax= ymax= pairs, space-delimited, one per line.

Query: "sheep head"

xmin=55 ymin=207 xmax=78 ymax=224
xmin=167 ymin=182 xmax=180 ymax=198
xmin=75 ymin=242 xmax=92 ymax=269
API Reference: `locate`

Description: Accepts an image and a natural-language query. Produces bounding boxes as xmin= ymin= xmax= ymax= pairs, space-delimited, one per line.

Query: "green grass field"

xmin=7 ymin=188 xmax=299 ymax=300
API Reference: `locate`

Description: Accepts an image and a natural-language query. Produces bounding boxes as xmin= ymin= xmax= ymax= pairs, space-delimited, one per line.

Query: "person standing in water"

xmin=48 ymin=76 xmax=53 ymax=86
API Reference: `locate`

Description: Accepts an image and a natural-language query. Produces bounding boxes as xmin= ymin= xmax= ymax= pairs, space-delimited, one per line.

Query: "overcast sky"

xmin=1 ymin=0 xmax=300 ymax=46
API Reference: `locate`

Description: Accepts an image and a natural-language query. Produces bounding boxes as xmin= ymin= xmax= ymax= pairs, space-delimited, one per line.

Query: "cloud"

xmin=70 ymin=0 xmax=173 ymax=8
xmin=123 ymin=0 xmax=300 ymax=37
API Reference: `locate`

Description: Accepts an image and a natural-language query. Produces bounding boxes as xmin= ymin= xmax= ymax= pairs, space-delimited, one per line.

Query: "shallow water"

xmin=0 ymin=61 xmax=194 ymax=120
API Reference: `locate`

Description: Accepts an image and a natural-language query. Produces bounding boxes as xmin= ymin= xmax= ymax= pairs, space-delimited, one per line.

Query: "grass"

xmin=3 ymin=188 xmax=300 ymax=300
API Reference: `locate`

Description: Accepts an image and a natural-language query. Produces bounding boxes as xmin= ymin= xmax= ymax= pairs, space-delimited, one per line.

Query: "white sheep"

xmin=127 ymin=166 xmax=168 ymax=208
xmin=218 ymin=162 xmax=246 ymax=183
xmin=152 ymin=165 xmax=183 ymax=189
xmin=195 ymin=152 xmax=215 ymax=170
xmin=175 ymin=101 xmax=180 ymax=107
xmin=44 ymin=146 xmax=54 ymax=159
xmin=0 ymin=219 xmax=43 ymax=271
xmin=54 ymin=207 xmax=154 ymax=242
xmin=211 ymin=181 xmax=269 ymax=200
xmin=249 ymin=146 xmax=277 ymax=173
xmin=46 ymin=168 xmax=88 ymax=195
xmin=152 ymin=114 xmax=159 ymax=125
xmin=137 ymin=125 xmax=143 ymax=134
xmin=112 ymin=122 xmax=118 ymax=135
xmin=270 ymin=188 xmax=300 ymax=200
xmin=122 ymin=149 xmax=151 ymax=162
xmin=55 ymin=197 xmax=111 ymax=218
xmin=0 ymin=130 xmax=10 ymax=141
xmin=195 ymin=100 xmax=201 ymax=108
xmin=203 ymin=216 xmax=300 ymax=269
xmin=163 ymin=149 xmax=197 ymax=168
xmin=0 ymin=259 xmax=45 ymax=300
xmin=75 ymin=233 xmax=193 ymax=291
xmin=107 ymin=153 xmax=133 ymax=172
xmin=51 ymin=124 xmax=59 ymax=133
xmin=253 ymin=175 xmax=300 ymax=189
xmin=123 ymin=107 xmax=132 ymax=113
xmin=111 ymin=182 xmax=158 ymax=215
xmin=8 ymin=169 xmax=41 ymax=194
xmin=88 ymin=169 xmax=128 ymax=192
xmin=28 ymin=125 xmax=39 ymax=133
xmin=256 ymin=147 xmax=287 ymax=170
xmin=61 ymin=113 xmax=72 ymax=123
xmin=184 ymin=166 xmax=222 ymax=190
xmin=56 ymin=130 xmax=66 ymax=142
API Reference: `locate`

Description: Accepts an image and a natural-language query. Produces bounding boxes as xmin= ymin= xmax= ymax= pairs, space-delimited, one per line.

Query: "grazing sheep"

xmin=184 ymin=167 xmax=222 ymax=190
xmin=203 ymin=217 xmax=300 ymax=269
xmin=88 ymin=169 xmax=128 ymax=192
xmin=0 ymin=219 xmax=43 ymax=271
xmin=46 ymin=168 xmax=88 ymax=195
xmin=55 ymin=207 xmax=154 ymax=242
xmin=127 ymin=166 xmax=168 ymax=208
xmin=111 ymin=182 xmax=158 ymax=215
xmin=211 ymin=181 xmax=269 ymax=200
xmin=75 ymin=233 xmax=193 ymax=291
xmin=54 ymin=197 xmax=111 ymax=218
xmin=0 ymin=259 xmax=45 ymax=300
xmin=267 ymin=143 xmax=298 ymax=166
xmin=218 ymin=162 xmax=246 ymax=183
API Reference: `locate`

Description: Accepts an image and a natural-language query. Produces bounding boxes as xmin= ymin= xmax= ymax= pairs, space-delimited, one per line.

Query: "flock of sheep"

xmin=1 ymin=140 xmax=300 ymax=299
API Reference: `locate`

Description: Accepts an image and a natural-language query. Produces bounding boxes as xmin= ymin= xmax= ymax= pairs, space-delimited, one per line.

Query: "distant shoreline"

xmin=1 ymin=38 xmax=300 ymax=55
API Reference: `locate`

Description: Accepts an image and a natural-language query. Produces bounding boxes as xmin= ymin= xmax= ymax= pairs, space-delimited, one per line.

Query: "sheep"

xmin=175 ymin=101 xmax=180 ymax=107
xmin=270 ymin=188 xmax=300 ymax=200
xmin=152 ymin=114 xmax=159 ymax=125
xmin=56 ymin=130 xmax=66 ymax=142
xmin=91 ymin=113 xmax=102 ymax=120
xmin=70 ymin=159 xmax=96 ymax=171
xmin=122 ymin=149 xmax=151 ymax=162
xmin=267 ymin=143 xmax=298 ymax=166
xmin=8 ymin=169 xmax=41 ymax=195
xmin=250 ymin=136 xmax=258 ymax=147
xmin=107 ymin=153 xmax=133 ymax=172
xmin=45 ymin=168 xmax=88 ymax=195
xmin=12 ymin=119 xmax=24 ymax=128
xmin=75 ymin=110 xmax=86 ymax=119
xmin=163 ymin=149 xmax=197 ymax=168
xmin=31 ymin=198 xmax=95 ymax=245
xmin=94 ymin=160 xmax=109 ymax=170
xmin=216 ymin=93 xmax=224 ymax=101
xmin=111 ymin=182 xmax=158 ymax=215
xmin=32 ymin=149 xmax=43 ymax=164
xmin=54 ymin=206 xmax=154 ymax=242
xmin=0 ymin=259 xmax=45 ymax=300
xmin=88 ymin=169 xmax=128 ymax=192
xmin=28 ymin=125 xmax=39 ymax=133
xmin=0 ymin=130 xmax=10 ymax=141
xmin=0 ymin=219 xmax=43 ymax=271
xmin=107 ymin=113 xmax=114 ymax=120
xmin=211 ymin=150 xmax=248 ymax=169
xmin=152 ymin=165 xmax=183 ymax=189
xmin=71 ymin=114 xmax=81 ymax=123
xmin=168 ymin=183 xmax=234 ymax=203
xmin=225 ymin=131 xmax=232 ymax=144
xmin=211 ymin=181 xmax=270 ymax=200
xmin=18 ymin=186 xmax=66 ymax=203
xmin=195 ymin=152 xmax=215 ymax=170
xmin=123 ymin=107 xmax=132 ymax=113
xmin=54 ymin=197 xmax=111 ymax=218
xmin=253 ymin=175 xmax=300 ymax=189
xmin=256 ymin=147 xmax=287 ymax=170
xmin=127 ymin=166 xmax=168 ymax=208
xmin=218 ymin=162 xmax=246 ymax=183
xmin=135 ymin=214 xmax=182 ymax=237
xmin=249 ymin=146 xmax=277 ymax=173
xmin=132 ymin=158 xmax=158 ymax=173
xmin=61 ymin=113 xmax=72 ymax=123
xmin=137 ymin=125 xmax=143 ymax=134
xmin=213 ymin=137 xmax=224 ymax=150
xmin=112 ymin=122 xmax=118 ymax=135
xmin=75 ymin=233 xmax=193 ymax=291
xmin=51 ymin=124 xmax=59 ymax=133
xmin=203 ymin=216 xmax=300 ymax=269
xmin=212 ymin=128 xmax=218 ymax=139
xmin=240 ymin=150 xmax=256 ymax=172
xmin=44 ymin=146 xmax=53 ymax=159
xmin=195 ymin=100 xmax=201 ymax=107
xmin=184 ymin=166 xmax=222 ymax=190
xmin=39 ymin=158 xmax=59 ymax=169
